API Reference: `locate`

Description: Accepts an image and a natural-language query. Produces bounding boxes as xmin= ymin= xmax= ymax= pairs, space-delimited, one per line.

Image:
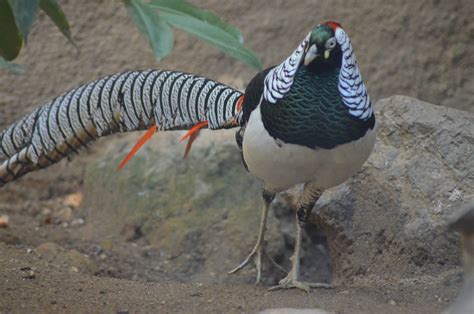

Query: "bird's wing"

xmin=240 ymin=67 xmax=273 ymax=125
xmin=0 ymin=70 xmax=244 ymax=186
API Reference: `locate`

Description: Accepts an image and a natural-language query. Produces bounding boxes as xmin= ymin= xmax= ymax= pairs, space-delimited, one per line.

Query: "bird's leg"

xmin=228 ymin=190 xmax=286 ymax=284
xmin=269 ymin=184 xmax=331 ymax=292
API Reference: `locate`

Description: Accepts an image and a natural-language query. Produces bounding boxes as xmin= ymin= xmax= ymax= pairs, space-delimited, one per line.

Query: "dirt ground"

xmin=0 ymin=242 xmax=457 ymax=314
xmin=0 ymin=0 xmax=472 ymax=312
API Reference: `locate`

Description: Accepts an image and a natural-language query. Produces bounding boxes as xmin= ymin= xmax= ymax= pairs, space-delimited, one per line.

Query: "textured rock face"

xmin=81 ymin=132 xmax=295 ymax=285
xmin=81 ymin=96 xmax=473 ymax=286
xmin=34 ymin=242 xmax=98 ymax=274
xmin=311 ymin=96 xmax=473 ymax=285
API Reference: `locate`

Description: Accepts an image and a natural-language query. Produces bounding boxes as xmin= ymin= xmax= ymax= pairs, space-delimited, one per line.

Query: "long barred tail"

xmin=0 ymin=69 xmax=244 ymax=186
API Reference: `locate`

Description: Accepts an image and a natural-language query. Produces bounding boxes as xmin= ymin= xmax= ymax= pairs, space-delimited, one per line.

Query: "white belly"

xmin=242 ymin=105 xmax=377 ymax=193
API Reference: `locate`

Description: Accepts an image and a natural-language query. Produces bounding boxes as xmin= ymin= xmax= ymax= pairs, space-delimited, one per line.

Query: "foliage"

xmin=0 ymin=0 xmax=262 ymax=74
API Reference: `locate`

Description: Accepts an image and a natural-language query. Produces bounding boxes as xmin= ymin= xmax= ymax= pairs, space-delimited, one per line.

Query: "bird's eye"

xmin=326 ymin=38 xmax=337 ymax=49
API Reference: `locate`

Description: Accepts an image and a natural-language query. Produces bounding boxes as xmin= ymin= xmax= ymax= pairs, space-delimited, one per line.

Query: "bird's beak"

xmin=304 ymin=44 xmax=318 ymax=66
xmin=324 ymin=50 xmax=331 ymax=59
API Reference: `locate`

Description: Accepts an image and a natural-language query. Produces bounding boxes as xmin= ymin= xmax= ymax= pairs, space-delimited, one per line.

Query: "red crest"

xmin=323 ymin=21 xmax=342 ymax=31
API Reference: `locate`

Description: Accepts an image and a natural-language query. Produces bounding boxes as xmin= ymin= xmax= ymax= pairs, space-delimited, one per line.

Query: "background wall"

xmin=1 ymin=0 xmax=473 ymax=130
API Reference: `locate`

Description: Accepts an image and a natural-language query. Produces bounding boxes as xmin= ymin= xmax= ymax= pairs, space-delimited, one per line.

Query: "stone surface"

xmin=310 ymin=96 xmax=473 ymax=285
xmin=80 ymin=131 xmax=294 ymax=285
xmin=34 ymin=242 xmax=98 ymax=274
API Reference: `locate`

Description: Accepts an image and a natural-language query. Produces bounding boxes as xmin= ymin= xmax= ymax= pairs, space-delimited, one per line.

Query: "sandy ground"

xmin=0 ymin=1 xmax=472 ymax=312
xmin=0 ymin=244 xmax=457 ymax=313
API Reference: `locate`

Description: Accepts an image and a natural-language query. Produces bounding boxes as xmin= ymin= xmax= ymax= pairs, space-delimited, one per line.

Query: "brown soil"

xmin=0 ymin=0 xmax=471 ymax=312
xmin=0 ymin=242 xmax=457 ymax=313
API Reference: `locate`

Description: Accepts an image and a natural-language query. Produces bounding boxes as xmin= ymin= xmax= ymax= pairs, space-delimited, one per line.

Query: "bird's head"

xmin=303 ymin=21 xmax=343 ymax=69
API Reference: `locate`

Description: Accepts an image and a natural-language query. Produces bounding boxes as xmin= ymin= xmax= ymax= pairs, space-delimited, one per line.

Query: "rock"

xmin=35 ymin=242 xmax=63 ymax=256
xmin=57 ymin=207 xmax=73 ymax=222
xmin=20 ymin=267 xmax=35 ymax=279
xmin=0 ymin=215 xmax=9 ymax=228
xmin=71 ymin=218 xmax=85 ymax=226
xmin=310 ymin=96 xmax=473 ymax=285
xmin=34 ymin=242 xmax=98 ymax=274
xmin=62 ymin=192 xmax=83 ymax=208
xmin=81 ymin=130 xmax=287 ymax=284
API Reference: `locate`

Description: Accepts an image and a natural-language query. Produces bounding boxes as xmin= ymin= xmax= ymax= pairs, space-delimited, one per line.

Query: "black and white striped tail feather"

xmin=0 ymin=69 xmax=244 ymax=186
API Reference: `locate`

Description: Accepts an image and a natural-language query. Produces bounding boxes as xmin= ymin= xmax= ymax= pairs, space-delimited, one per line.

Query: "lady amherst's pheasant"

xmin=0 ymin=21 xmax=376 ymax=291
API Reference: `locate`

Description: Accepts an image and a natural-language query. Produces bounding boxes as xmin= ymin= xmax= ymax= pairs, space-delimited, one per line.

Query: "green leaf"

xmin=7 ymin=0 xmax=39 ymax=41
xmin=159 ymin=11 xmax=262 ymax=70
xmin=149 ymin=0 xmax=242 ymax=43
xmin=0 ymin=0 xmax=23 ymax=61
xmin=125 ymin=0 xmax=174 ymax=61
xmin=39 ymin=0 xmax=74 ymax=45
xmin=0 ymin=56 xmax=24 ymax=74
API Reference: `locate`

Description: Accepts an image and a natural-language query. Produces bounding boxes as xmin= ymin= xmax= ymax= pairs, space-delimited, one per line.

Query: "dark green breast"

xmin=260 ymin=67 xmax=375 ymax=149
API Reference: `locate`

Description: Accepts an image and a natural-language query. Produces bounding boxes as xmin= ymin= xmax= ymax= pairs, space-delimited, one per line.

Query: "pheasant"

xmin=0 ymin=21 xmax=376 ymax=291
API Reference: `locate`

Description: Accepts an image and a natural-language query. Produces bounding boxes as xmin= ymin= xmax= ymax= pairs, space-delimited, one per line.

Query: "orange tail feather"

xmin=236 ymin=95 xmax=244 ymax=112
xmin=183 ymin=131 xmax=201 ymax=159
xmin=117 ymin=124 xmax=158 ymax=171
xmin=179 ymin=121 xmax=208 ymax=159
xmin=179 ymin=121 xmax=208 ymax=143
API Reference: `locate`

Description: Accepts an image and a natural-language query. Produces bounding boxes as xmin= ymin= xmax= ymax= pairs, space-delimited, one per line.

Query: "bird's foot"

xmin=228 ymin=244 xmax=286 ymax=284
xmin=268 ymin=271 xmax=331 ymax=293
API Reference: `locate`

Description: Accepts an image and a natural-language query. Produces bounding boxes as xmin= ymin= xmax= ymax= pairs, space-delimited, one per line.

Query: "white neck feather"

xmin=263 ymin=32 xmax=311 ymax=104
xmin=335 ymin=28 xmax=373 ymax=120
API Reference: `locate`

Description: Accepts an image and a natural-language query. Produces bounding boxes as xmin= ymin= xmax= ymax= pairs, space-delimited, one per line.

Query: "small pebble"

xmin=0 ymin=215 xmax=9 ymax=228
xmin=71 ymin=218 xmax=85 ymax=226
xmin=63 ymin=192 xmax=83 ymax=208
xmin=22 ymin=269 xmax=35 ymax=279
xmin=41 ymin=208 xmax=52 ymax=216
xmin=58 ymin=207 xmax=73 ymax=222
xmin=389 ymin=300 xmax=396 ymax=306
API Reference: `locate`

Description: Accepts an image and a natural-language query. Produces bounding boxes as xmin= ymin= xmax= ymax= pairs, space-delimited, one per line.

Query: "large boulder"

xmin=80 ymin=95 xmax=473 ymax=287
xmin=310 ymin=96 xmax=473 ymax=285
